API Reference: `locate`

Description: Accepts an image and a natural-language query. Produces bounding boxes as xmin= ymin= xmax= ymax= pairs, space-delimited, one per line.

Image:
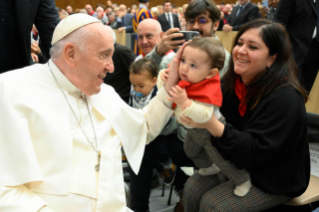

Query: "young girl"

xmin=128 ymin=58 xmax=176 ymax=184
xmin=158 ymin=37 xmax=251 ymax=196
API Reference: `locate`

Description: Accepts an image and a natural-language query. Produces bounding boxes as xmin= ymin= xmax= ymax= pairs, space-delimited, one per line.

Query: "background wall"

xmin=55 ymin=0 xmax=261 ymax=10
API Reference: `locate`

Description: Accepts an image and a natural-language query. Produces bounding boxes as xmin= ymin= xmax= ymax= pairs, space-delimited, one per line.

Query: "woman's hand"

xmin=180 ymin=114 xmax=225 ymax=137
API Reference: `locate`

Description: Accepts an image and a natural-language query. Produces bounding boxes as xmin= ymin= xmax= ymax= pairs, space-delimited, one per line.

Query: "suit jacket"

xmin=265 ymin=7 xmax=277 ymax=22
xmin=121 ymin=13 xmax=133 ymax=33
xmin=0 ymin=0 xmax=59 ymax=73
xmin=158 ymin=13 xmax=181 ymax=32
xmin=227 ymin=2 xmax=259 ymax=31
xmin=275 ymin=0 xmax=318 ymax=69
xmin=104 ymin=43 xmax=136 ymax=103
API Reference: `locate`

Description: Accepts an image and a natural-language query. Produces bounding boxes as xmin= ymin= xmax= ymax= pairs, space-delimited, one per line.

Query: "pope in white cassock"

xmin=0 ymin=14 xmax=181 ymax=212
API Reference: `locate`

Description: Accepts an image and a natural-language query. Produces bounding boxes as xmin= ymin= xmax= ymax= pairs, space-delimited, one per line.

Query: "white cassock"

xmin=0 ymin=60 xmax=174 ymax=212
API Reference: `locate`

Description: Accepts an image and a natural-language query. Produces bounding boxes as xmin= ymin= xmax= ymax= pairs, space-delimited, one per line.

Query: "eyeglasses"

xmin=186 ymin=17 xmax=212 ymax=27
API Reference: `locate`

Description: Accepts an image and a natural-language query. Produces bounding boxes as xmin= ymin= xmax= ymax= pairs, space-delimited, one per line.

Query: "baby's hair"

xmin=186 ymin=37 xmax=225 ymax=71
xmin=129 ymin=58 xmax=159 ymax=79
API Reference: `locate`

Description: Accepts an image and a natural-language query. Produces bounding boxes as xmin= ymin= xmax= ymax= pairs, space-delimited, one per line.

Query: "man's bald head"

xmin=138 ymin=19 xmax=162 ymax=35
xmin=137 ymin=19 xmax=163 ymax=55
xmin=119 ymin=4 xmax=126 ymax=11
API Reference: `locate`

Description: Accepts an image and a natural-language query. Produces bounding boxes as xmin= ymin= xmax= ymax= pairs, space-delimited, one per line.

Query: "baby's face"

xmin=129 ymin=71 xmax=157 ymax=97
xmin=178 ymin=46 xmax=213 ymax=84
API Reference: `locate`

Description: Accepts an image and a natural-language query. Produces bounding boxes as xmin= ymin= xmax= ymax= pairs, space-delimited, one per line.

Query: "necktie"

xmin=167 ymin=13 xmax=173 ymax=28
xmin=316 ymin=0 xmax=319 ymax=41
xmin=236 ymin=6 xmax=243 ymax=19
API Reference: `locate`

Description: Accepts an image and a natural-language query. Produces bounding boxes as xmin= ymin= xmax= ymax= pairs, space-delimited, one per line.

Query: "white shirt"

xmin=165 ymin=12 xmax=174 ymax=28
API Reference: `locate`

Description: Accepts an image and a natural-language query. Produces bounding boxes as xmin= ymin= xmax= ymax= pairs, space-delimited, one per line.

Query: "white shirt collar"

xmin=48 ymin=59 xmax=79 ymax=94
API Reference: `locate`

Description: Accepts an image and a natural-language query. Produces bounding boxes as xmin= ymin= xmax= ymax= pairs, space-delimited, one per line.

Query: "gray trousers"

xmin=183 ymin=117 xmax=250 ymax=186
xmin=184 ymin=172 xmax=291 ymax=212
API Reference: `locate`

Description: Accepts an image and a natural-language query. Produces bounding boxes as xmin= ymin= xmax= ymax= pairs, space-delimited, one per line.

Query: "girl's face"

xmin=178 ymin=46 xmax=215 ymax=84
xmin=129 ymin=71 xmax=157 ymax=97
xmin=232 ymin=28 xmax=276 ymax=84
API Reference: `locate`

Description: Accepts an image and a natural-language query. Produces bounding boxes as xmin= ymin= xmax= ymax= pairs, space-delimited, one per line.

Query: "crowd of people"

xmin=0 ymin=0 xmax=318 ymax=211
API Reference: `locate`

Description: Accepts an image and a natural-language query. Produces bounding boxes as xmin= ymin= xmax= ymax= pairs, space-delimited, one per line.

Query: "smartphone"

xmin=262 ymin=0 xmax=269 ymax=8
xmin=172 ymin=31 xmax=200 ymax=42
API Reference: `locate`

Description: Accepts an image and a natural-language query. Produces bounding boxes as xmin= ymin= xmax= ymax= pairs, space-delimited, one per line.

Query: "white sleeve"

xmin=182 ymin=100 xmax=215 ymax=123
xmin=156 ymin=69 xmax=166 ymax=90
xmin=0 ymin=185 xmax=51 ymax=212
xmin=143 ymin=87 xmax=174 ymax=143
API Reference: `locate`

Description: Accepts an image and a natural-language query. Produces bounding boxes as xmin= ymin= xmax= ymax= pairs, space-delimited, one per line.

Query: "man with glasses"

xmin=128 ymin=0 xmax=230 ymax=211
xmin=147 ymin=0 xmax=230 ymax=75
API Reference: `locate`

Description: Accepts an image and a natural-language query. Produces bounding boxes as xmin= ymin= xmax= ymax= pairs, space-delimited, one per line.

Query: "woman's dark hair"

xmin=129 ymin=58 xmax=158 ymax=79
xmin=222 ymin=19 xmax=308 ymax=109
xmin=184 ymin=0 xmax=220 ymax=23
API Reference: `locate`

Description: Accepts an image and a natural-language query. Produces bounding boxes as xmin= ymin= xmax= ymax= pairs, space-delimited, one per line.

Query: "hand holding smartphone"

xmin=171 ymin=31 xmax=200 ymax=42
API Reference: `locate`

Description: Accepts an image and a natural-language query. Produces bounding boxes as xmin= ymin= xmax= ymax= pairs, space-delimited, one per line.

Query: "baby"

xmin=129 ymin=58 xmax=176 ymax=184
xmin=158 ymin=37 xmax=251 ymax=196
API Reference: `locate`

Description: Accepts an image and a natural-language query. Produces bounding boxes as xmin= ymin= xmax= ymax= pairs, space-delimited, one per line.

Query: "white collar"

xmin=48 ymin=59 xmax=79 ymax=94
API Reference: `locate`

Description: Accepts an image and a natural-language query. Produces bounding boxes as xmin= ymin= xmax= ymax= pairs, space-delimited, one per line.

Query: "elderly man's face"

xmin=74 ymin=24 xmax=114 ymax=95
xmin=66 ymin=6 xmax=73 ymax=14
xmin=137 ymin=24 xmax=162 ymax=55
xmin=85 ymin=5 xmax=93 ymax=14
xmin=186 ymin=12 xmax=219 ymax=37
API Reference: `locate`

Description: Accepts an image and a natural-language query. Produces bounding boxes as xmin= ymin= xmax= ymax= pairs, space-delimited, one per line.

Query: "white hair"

xmin=50 ymin=26 xmax=93 ymax=59
xmin=104 ymin=25 xmax=117 ymax=44
xmin=150 ymin=7 xmax=159 ymax=16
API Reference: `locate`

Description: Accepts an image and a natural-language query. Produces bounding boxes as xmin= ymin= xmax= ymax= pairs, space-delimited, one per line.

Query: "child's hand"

xmin=161 ymin=69 xmax=170 ymax=82
xmin=168 ymin=85 xmax=188 ymax=105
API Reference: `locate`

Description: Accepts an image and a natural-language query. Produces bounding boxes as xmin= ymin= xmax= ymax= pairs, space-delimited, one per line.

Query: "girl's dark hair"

xmin=129 ymin=58 xmax=158 ymax=79
xmin=186 ymin=37 xmax=225 ymax=70
xmin=222 ymin=19 xmax=308 ymax=109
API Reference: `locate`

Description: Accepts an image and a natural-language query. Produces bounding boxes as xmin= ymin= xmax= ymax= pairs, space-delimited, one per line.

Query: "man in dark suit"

xmin=117 ymin=4 xmax=134 ymax=33
xmin=223 ymin=0 xmax=259 ymax=32
xmin=103 ymin=26 xmax=136 ymax=103
xmin=157 ymin=1 xmax=180 ymax=32
xmin=0 ymin=0 xmax=60 ymax=74
xmin=265 ymin=0 xmax=279 ymax=21
xmin=276 ymin=0 xmax=319 ymax=92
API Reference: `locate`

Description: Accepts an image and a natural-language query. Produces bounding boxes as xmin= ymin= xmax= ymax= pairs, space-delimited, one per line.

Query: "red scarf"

xmin=172 ymin=74 xmax=222 ymax=109
xmin=141 ymin=49 xmax=174 ymax=58
xmin=89 ymin=11 xmax=95 ymax=16
xmin=234 ymin=76 xmax=247 ymax=116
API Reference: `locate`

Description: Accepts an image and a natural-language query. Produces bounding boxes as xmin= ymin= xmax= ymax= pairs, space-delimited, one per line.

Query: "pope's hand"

xmin=164 ymin=41 xmax=191 ymax=95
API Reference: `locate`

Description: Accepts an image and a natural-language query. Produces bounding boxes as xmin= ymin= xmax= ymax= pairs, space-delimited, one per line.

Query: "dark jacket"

xmin=275 ymin=0 xmax=318 ymax=69
xmin=103 ymin=43 xmax=136 ymax=103
xmin=212 ymin=85 xmax=310 ymax=197
xmin=227 ymin=2 xmax=259 ymax=31
xmin=0 ymin=0 xmax=59 ymax=73
xmin=157 ymin=13 xmax=181 ymax=32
